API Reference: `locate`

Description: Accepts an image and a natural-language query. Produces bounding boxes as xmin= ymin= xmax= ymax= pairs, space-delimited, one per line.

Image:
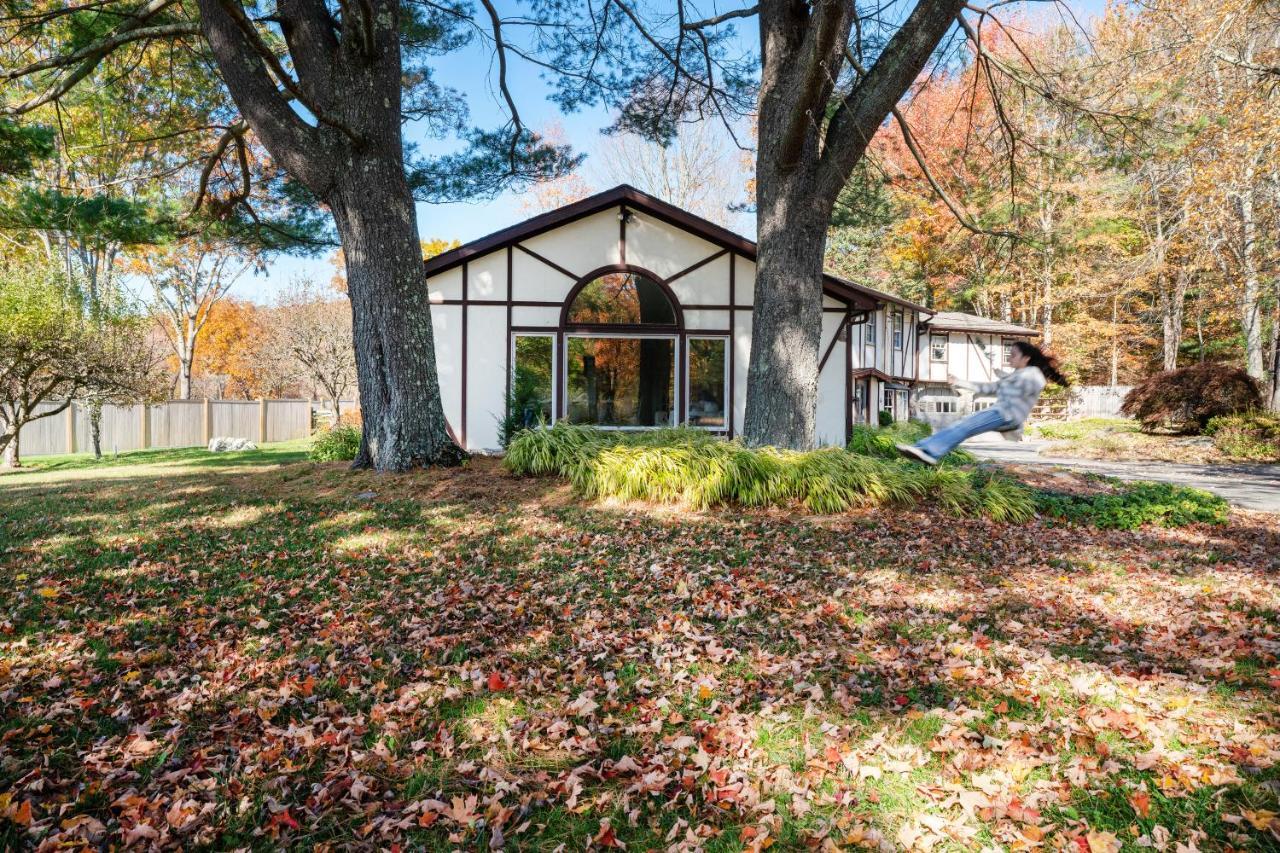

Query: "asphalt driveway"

xmin=964 ymin=436 xmax=1280 ymax=513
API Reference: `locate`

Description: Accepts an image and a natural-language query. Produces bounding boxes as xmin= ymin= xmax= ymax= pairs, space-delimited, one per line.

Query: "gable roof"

xmin=422 ymin=184 xmax=929 ymax=315
xmin=924 ymin=311 xmax=1039 ymax=337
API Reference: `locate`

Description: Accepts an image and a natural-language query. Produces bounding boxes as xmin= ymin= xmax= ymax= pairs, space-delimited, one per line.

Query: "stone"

xmin=208 ymin=437 xmax=258 ymax=452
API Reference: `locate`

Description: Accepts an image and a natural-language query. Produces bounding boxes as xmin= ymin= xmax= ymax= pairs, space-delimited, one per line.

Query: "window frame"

xmin=929 ymin=333 xmax=949 ymax=363
xmin=684 ymin=335 xmax=730 ymax=432
xmin=1002 ymin=337 xmax=1019 ymax=366
xmin=892 ymin=310 xmax=904 ymax=351
xmin=510 ymin=332 xmax=557 ymax=427
xmin=562 ymin=331 xmax=679 ymax=430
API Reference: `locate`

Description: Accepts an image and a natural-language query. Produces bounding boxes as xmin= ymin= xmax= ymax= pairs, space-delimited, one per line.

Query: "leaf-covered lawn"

xmin=1 ymin=449 xmax=1278 ymax=851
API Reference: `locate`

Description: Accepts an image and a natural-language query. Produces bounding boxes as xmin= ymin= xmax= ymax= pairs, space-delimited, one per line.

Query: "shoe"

xmin=896 ymin=443 xmax=938 ymax=466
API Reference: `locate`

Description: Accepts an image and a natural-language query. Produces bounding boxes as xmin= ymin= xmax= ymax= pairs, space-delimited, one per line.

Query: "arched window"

xmin=565 ymin=271 xmax=676 ymax=327
xmin=561 ymin=269 xmax=679 ymax=427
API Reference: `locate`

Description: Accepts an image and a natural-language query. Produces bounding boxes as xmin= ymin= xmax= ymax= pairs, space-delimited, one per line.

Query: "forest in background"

xmin=826 ymin=0 xmax=1279 ymax=395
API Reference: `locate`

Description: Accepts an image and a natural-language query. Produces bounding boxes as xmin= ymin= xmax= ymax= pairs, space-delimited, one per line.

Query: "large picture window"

xmin=511 ymin=334 xmax=554 ymax=427
xmin=686 ymin=338 xmax=727 ymax=429
xmin=565 ymin=336 xmax=675 ymax=427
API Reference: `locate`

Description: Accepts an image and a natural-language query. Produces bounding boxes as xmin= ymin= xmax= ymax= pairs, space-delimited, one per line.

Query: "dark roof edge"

xmin=421 ymin=184 xmax=929 ymax=314
xmin=924 ymin=319 xmax=1040 ymax=336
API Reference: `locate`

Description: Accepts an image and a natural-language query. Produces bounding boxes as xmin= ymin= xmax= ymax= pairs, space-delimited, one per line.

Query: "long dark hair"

xmin=1013 ymin=340 xmax=1070 ymax=387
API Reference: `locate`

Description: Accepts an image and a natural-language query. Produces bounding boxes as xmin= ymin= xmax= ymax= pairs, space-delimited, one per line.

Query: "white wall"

xmin=425 ymin=205 xmax=872 ymax=451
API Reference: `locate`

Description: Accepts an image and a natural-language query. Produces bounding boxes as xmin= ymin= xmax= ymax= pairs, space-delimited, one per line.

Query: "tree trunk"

xmin=89 ymin=400 xmax=103 ymax=459
xmin=3 ymin=435 xmax=19 ymax=468
xmin=1159 ymin=268 xmax=1189 ymax=372
xmin=178 ymin=337 xmax=193 ymax=400
xmin=1237 ymin=179 xmax=1265 ymax=379
xmin=329 ymin=158 xmax=463 ymax=470
xmin=743 ymin=177 xmax=828 ymax=449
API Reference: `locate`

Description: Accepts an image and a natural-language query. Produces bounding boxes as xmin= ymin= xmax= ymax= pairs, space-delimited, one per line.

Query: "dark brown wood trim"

xmin=845 ymin=332 xmax=853 ymax=442
xmin=511 ymin=325 xmax=558 ymax=333
xmin=505 ymin=247 xmax=513 ymax=418
xmin=460 ymin=263 xmax=468 ymax=448
xmin=562 ymin=323 xmax=680 ymax=335
xmin=665 ymin=249 xmax=729 ymax=284
xmin=420 ymin=183 xmax=898 ymax=313
xmin=515 ymin=243 xmax=579 ymax=283
xmin=431 ymin=298 xmax=562 ymax=307
xmin=818 ymin=310 xmax=851 ymax=372
xmin=728 ymin=255 xmax=736 ymax=439
xmin=555 ymin=330 xmax=565 ymax=421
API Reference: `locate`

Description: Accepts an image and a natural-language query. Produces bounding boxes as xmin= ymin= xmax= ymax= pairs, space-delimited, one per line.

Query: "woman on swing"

xmin=897 ymin=340 xmax=1069 ymax=466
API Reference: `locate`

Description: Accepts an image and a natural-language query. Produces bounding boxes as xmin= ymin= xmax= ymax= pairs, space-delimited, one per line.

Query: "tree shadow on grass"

xmin=1 ymin=459 xmax=1277 ymax=850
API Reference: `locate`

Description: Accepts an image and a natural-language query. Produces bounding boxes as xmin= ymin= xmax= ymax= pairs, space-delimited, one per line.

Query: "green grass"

xmin=846 ymin=420 xmax=975 ymax=464
xmin=504 ymin=423 xmax=1031 ymax=519
xmin=0 ymin=447 xmax=1275 ymax=851
xmin=1030 ymin=418 xmax=1139 ymax=442
xmin=7 ymin=438 xmax=312 ymax=475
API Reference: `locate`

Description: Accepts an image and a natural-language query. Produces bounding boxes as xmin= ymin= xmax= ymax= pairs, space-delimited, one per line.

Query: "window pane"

xmin=566 ymin=337 xmax=674 ymax=426
xmin=566 ymin=272 xmax=676 ymax=325
xmin=512 ymin=336 xmax=553 ymax=426
xmin=687 ymin=338 xmax=727 ymax=428
xmin=930 ymin=334 xmax=947 ymax=361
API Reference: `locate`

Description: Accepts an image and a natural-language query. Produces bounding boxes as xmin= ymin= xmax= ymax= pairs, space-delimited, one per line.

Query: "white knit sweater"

xmin=956 ymin=366 xmax=1046 ymax=425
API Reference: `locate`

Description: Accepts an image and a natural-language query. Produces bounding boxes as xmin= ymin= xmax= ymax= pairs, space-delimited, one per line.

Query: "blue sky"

xmin=231 ymin=0 xmax=1112 ymax=301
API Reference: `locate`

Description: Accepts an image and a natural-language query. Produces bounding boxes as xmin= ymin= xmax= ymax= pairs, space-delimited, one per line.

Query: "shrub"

xmin=846 ymin=421 xmax=974 ymax=464
xmin=1034 ymin=481 xmax=1228 ymax=530
xmin=1205 ymin=411 xmax=1280 ymax=461
xmin=877 ymin=409 xmax=895 ymax=427
xmin=505 ymin=423 xmax=1029 ymax=519
xmin=310 ymin=425 xmax=361 ymax=461
xmin=1121 ymin=363 xmax=1260 ymax=434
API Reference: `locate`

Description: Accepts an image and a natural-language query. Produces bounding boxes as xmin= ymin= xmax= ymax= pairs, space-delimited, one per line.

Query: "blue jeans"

xmin=915 ymin=407 xmax=1017 ymax=459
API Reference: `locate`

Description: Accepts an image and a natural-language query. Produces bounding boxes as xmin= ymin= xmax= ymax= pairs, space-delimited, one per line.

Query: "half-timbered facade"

xmin=421 ymin=186 xmax=1041 ymax=450
xmin=913 ymin=312 xmax=1040 ymax=427
xmin=422 ymin=185 xmax=913 ymax=451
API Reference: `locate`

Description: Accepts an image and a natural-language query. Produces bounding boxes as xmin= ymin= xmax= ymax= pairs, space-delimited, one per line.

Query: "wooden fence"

xmin=16 ymin=399 xmax=316 ymax=457
xmin=1067 ymin=385 xmax=1133 ymax=419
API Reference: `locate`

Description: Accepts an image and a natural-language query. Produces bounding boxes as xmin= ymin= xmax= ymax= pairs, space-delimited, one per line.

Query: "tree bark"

xmin=1237 ymin=177 xmax=1265 ymax=380
xmin=330 ymin=158 xmax=464 ymax=469
xmin=197 ymin=0 xmax=463 ymax=470
xmin=2 ymin=437 xmax=18 ymax=468
xmin=740 ymin=0 xmax=964 ymax=449
xmin=744 ymin=177 xmax=829 ymax=449
xmin=1159 ymin=268 xmax=1189 ymax=372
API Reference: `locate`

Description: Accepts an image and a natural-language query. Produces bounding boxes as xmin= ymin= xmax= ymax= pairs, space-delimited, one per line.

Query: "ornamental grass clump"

xmin=504 ymin=422 xmax=1033 ymax=519
xmin=847 ymin=421 xmax=974 ymax=464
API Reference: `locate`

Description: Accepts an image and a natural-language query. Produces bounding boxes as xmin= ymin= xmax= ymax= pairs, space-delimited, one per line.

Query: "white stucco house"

xmin=422 ymin=186 xmax=1038 ymax=451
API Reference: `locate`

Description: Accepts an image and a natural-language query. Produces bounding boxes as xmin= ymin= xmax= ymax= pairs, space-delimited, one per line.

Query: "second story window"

xmin=892 ymin=311 xmax=904 ymax=350
xmin=930 ymin=334 xmax=948 ymax=362
xmin=866 ymin=316 xmax=877 ymax=346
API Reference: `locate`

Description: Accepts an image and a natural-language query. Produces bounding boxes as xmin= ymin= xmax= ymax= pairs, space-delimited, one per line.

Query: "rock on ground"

xmin=208 ymin=437 xmax=258 ymax=452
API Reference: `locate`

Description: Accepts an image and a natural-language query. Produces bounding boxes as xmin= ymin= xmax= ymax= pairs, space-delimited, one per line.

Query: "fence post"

xmin=66 ymin=402 xmax=76 ymax=454
xmin=140 ymin=404 xmax=151 ymax=450
xmin=202 ymin=398 xmax=212 ymax=446
xmin=259 ymin=398 xmax=268 ymax=444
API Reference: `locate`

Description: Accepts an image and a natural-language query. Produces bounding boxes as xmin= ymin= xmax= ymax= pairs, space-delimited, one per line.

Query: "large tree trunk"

xmin=329 ymin=158 xmax=463 ymax=470
xmin=744 ymin=176 xmax=828 ymax=449
xmin=198 ymin=0 xmax=463 ymax=471
xmin=3 ymin=434 xmax=19 ymax=468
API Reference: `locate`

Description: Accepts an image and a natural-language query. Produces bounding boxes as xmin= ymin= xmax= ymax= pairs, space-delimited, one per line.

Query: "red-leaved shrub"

xmin=1121 ymin=363 xmax=1260 ymax=433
